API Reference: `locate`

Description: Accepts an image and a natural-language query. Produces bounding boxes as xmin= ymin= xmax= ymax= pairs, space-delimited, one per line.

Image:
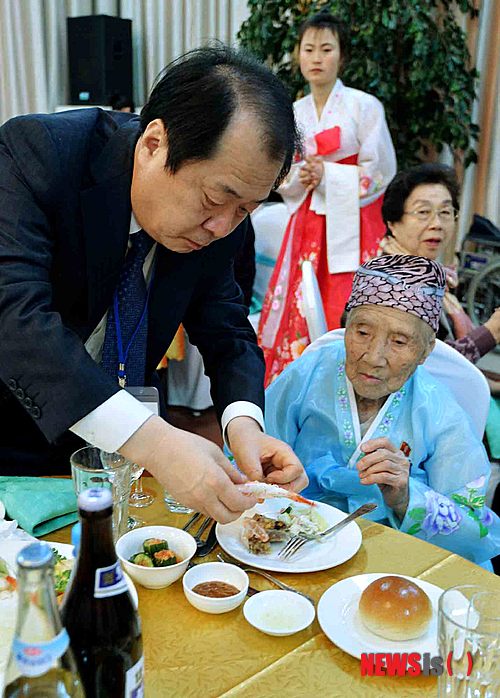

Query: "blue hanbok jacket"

xmin=265 ymin=341 xmax=500 ymax=566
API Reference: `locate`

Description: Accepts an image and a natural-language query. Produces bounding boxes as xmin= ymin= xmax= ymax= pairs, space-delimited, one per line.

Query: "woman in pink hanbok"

xmin=258 ymin=12 xmax=397 ymax=386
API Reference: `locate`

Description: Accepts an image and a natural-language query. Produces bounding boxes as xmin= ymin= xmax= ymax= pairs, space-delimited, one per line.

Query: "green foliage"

xmin=238 ymin=0 xmax=479 ymax=169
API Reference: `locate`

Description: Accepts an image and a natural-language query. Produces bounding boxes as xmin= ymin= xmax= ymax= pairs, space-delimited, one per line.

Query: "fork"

xmin=182 ymin=513 xmax=214 ymax=551
xmin=278 ymin=502 xmax=377 ymax=561
xmin=216 ymin=553 xmax=315 ymax=605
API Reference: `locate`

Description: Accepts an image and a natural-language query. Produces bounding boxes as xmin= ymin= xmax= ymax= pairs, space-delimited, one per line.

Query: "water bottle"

xmin=3 ymin=542 xmax=84 ymax=697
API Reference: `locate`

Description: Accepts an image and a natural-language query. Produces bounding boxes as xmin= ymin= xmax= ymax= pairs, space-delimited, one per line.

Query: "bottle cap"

xmin=77 ymin=487 xmax=113 ymax=512
xmin=17 ymin=541 xmax=53 ymax=569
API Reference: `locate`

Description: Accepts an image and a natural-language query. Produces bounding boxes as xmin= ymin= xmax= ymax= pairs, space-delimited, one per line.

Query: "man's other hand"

xmin=119 ymin=416 xmax=258 ymax=523
xmin=227 ymin=416 xmax=308 ymax=492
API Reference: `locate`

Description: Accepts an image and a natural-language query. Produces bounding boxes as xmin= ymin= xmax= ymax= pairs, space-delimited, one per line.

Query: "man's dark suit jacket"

xmin=0 ymin=109 xmax=264 ymax=475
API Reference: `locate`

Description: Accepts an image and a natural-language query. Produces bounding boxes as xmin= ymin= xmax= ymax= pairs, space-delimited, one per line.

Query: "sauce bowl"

xmin=183 ymin=562 xmax=248 ymax=614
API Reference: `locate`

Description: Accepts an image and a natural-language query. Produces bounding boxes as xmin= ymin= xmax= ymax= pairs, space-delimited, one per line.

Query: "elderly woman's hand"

xmin=356 ymin=437 xmax=410 ymax=521
xmin=484 ymin=307 xmax=500 ymax=344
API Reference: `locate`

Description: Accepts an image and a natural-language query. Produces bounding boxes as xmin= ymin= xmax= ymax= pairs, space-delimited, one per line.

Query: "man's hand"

xmin=226 ymin=416 xmax=308 ymax=492
xmin=299 ymin=156 xmax=324 ymax=192
xmin=356 ymin=437 xmax=410 ymax=520
xmin=119 ymin=416 xmax=258 ymax=523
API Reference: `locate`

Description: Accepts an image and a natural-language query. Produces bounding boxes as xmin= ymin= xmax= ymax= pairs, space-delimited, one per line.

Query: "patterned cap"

xmin=346 ymin=255 xmax=446 ymax=332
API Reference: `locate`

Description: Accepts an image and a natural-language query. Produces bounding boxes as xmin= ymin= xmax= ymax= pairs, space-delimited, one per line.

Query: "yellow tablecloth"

xmin=45 ymin=479 xmax=500 ymax=698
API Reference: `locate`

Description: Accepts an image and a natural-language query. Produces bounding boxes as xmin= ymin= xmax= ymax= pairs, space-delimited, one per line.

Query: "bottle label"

xmin=125 ymin=655 xmax=144 ymax=697
xmin=12 ymin=629 xmax=70 ymax=678
xmin=94 ymin=560 xmax=128 ymax=598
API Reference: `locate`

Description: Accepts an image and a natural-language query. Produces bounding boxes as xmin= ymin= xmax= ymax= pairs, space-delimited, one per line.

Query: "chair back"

xmin=301 ymin=260 xmax=327 ymax=342
xmin=251 ymin=203 xmax=289 ymax=304
xmin=303 ymin=329 xmax=490 ymax=437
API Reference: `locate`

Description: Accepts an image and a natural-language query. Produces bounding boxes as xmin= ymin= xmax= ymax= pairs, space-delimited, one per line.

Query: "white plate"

xmin=317 ymin=573 xmax=444 ymax=659
xmin=216 ymin=500 xmax=362 ymax=573
xmin=0 ymin=540 xmax=138 ymax=692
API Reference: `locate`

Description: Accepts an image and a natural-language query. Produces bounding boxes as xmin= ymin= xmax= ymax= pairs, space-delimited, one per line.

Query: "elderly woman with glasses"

xmin=265 ymin=255 xmax=500 ymax=568
xmin=380 ymin=163 xmax=500 ymax=364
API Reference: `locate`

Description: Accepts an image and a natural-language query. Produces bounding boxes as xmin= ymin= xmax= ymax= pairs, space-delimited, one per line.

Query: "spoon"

xmin=217 ymin=553 xmax=315 ymax=605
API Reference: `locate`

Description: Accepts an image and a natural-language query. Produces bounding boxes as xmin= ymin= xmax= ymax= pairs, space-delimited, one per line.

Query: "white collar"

xmin=129 ymin=213 xmax=141 ymax=234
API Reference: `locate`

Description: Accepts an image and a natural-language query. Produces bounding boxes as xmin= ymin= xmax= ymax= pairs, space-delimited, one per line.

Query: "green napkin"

xmin=0 ymin=477 xmax=78 ymax=537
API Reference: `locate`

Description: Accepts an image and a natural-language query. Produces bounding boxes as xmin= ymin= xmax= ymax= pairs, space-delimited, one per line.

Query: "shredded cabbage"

xmin=276 ymin=506 xmax=327 ymax=537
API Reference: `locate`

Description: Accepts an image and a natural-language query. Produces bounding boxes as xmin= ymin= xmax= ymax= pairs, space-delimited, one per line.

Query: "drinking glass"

xmin=70 ymin=446 xmax=131 ymax=542
xmin=100 ymin=451 xmax=144 ymax=530
xmin=129 ymin=463 xmax=155 ymax=508
xmin=438 ymin=585 xmax=500 ymax=697
xmin=163 ymin=490 xmax=194 ymax=515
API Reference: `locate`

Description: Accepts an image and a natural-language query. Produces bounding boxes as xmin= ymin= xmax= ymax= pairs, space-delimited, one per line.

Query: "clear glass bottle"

xmin=3 ymin=542 xmax=84 ymax=698
xmin=61 ymin=488 xmax=143 ymax=698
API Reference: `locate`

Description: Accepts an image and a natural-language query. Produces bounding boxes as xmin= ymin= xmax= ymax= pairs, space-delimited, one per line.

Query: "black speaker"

xmin=67 ymin=15 xmax=133 ymax=106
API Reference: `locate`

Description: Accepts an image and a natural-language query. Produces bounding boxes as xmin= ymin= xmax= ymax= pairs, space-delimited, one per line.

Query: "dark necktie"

xmin=100 ymin=230 xmax=155 ymax=387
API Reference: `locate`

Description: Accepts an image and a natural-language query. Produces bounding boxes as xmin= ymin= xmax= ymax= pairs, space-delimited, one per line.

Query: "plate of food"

xmin=317 ymin=573 xmax=444 ymax=659
xmin=0 ymin=540 xmax=138 ymax=691
xmin=216 ymin=484 xmax=362 ymax=573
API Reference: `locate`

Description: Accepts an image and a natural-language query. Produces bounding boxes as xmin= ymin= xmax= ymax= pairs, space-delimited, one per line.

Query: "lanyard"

xmin=113 ymin=265 xmax=155 ymax=388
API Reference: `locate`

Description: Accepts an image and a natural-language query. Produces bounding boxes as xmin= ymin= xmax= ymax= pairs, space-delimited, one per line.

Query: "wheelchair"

xmin=458 ymin=215 xmax=500 ymax=329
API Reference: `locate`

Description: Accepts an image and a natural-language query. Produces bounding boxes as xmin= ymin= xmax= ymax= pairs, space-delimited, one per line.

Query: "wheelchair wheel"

xmin=466 ymin=258 xmax=500 ymax=325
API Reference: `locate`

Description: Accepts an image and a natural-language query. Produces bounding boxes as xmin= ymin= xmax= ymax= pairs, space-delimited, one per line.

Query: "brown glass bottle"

xmin=61 ymin=488 xmax=143 ymax=697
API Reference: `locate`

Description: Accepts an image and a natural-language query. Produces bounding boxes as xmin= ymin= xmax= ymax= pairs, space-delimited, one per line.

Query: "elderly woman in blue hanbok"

xmin=265 ymin=254 xmax=500 ymax=568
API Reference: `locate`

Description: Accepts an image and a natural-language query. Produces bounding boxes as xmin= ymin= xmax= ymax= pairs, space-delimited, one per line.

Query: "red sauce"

xmin=192 ymin=580 xmax=240 ymax=598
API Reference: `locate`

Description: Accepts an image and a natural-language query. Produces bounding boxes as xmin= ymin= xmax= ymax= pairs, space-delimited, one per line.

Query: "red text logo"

xmin=360 ymin=652 xmax=473 ymax=677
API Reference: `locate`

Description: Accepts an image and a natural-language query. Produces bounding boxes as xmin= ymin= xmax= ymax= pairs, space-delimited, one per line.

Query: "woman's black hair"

xmin=140 ymin=44 xmax=301 ymax=187
xmin=109 ymin=94 xmax=135 ymax=111
xmin=382 ymin=163 xmax=461 ymax=227
xmin=297 ymin=12 xmax=349 ymax=63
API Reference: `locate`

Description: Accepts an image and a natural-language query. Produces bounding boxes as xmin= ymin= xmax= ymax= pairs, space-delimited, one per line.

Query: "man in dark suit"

xmin=0 ymin=46 xmax=306 ymax=521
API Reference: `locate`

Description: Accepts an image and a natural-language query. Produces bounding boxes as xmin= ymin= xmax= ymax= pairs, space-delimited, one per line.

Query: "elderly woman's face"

xmin=388 ymin=183 xmax=455 ymax=260
xmin=345 ymin=306 xmax=433 ymax=401
xmin=299 ymin=28 xmax=341 ymax=88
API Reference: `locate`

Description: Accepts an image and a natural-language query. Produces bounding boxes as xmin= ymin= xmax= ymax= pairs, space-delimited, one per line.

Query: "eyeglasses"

xmin=403 ymin=206 xmax=458 ymax=223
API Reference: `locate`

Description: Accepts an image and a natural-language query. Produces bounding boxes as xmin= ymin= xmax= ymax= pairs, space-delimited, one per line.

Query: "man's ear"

xmin=140 ymin=119 xmax=168 ymax=157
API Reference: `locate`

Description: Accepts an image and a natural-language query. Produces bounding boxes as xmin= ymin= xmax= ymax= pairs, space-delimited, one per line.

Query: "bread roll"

xmin=358 ymin=575 xmax=432 ymax=641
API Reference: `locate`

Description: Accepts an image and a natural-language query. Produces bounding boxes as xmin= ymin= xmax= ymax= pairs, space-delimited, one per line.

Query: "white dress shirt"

xmin=70 ymin=216 xmax=264 ymax=451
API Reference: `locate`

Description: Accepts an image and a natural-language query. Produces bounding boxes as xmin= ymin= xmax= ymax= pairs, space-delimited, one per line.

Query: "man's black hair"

xmin=140 ymin=44 xmax=301 ymax=187
xmin=382 ymin=163 xmax=460 ymax=229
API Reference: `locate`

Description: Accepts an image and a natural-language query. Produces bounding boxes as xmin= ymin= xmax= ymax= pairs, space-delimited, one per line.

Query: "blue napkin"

xmin=0 ymin=477 xmax=78 ymax=537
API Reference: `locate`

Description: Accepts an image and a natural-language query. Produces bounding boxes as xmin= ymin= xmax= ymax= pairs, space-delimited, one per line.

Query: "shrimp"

xmin=237 ymin=481 xmax=316 ymax=507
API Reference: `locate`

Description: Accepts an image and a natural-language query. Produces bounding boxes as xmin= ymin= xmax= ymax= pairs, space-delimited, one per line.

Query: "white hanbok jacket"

xmin=279 ymin=79 xmax=396 ymax=274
